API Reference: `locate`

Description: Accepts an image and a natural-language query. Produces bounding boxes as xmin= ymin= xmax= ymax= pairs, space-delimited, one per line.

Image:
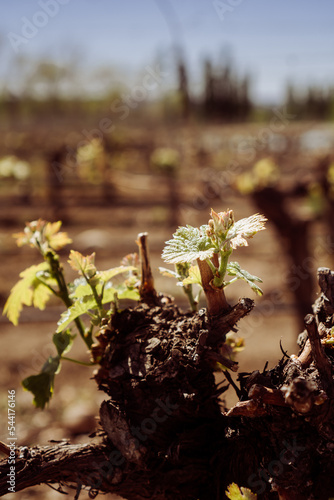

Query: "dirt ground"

xmin=0 ymin=122 xmax=333 ymax=498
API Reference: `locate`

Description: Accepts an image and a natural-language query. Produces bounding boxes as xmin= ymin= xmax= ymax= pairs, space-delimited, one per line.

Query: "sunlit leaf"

xmin=227 ymin=261 xmax=263 ymax=295
xmin=121 ymin=252 xmax=139 ymax=269
xmin=13 ymin=219 xmax=71 ymax=252
xmin=3 ymin=262 xmax=51 ymax=325
xmin=117 ymin=283 xmax=140 ymax=300
xmin=159 ymin=266 xmax=179 ymax=279
xmin=70 ymin=266 xmax=136 ymax=300
xmin=71 ymin=282 xmax=96 ymax=299
xmin=162 ymin=225 xmax=214 ymax=264
xmin=118 ymin=288 xmax=140 ymax=301
xmin=32 ymin=274 xmax=57 ymax=310
xmin=102 ymin=283 xmax=139 ymax=304
xmin=124 ymin=275 xmax=140 ymax=289
xmin=226 ymin=483 xmax=257 ymax=500
xmin=68 ymin=277 xmax=86 ymax=297
xmin=226 ymin=214 xmax=267 ymax=250
xmin=56 ymin=295 xmax=97 ymax=332
xmin=175 ymin=262 xmax=191 ymax=279
xmin=13 ymin=219 xmax=46 ymax=248
xmin=44 ymin=221 xmax=72 ymax=250
xmin=99 ymin=265 xmax=136 ymax=282
xmin=182 ymin=265 xmax=202 ymax=286
xmin=68 ymin=250 xmax=97 ymax=278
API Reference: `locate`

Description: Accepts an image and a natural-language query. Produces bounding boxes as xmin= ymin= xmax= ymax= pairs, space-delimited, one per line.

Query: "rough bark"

xmin=1 ymin=268 xmax=334 ymax=499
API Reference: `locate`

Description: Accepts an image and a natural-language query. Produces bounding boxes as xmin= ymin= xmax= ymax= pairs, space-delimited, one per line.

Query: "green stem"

xmin=61 ymin=356 xmax=94 ymax=366
xmin=183 ymin=284 xmax=198 ymax=312
xmin=205 ymin=257 xmax=218 ymax=275
xmin=225 ymin=277 xmax=238 ymax=286
xmin=212 ymin=249 xmax=232 ymax=288
xmin=45 ymin=251 xmax=92 ymax=349
xmin=88 ymin=281 xmax=104 ymax=318
xmin=82 ymin=275 xmax=106 ymax=337
xmin=35 ymin=279 xmax=59 ymax=297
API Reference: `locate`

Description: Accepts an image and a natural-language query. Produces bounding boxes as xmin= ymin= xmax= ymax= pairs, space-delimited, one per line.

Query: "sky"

xmin=1 ymin=0 xmax=334 ymax=104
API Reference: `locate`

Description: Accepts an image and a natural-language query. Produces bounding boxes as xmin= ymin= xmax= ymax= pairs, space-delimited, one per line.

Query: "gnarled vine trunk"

xmin=1 ymin=267 xmax=334 ymax=499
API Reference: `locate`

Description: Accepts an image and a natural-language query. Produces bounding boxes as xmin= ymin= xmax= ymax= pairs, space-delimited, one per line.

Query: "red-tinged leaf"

xmin=13 ymin=219 xmax=71 ymax=252
xmin=68 ymin=250 xmax=97 ymax=278
xmin=44 ymin=221 xmax=72 ymax=250
xmin=13 ymin=219 xmax=46 ymax=248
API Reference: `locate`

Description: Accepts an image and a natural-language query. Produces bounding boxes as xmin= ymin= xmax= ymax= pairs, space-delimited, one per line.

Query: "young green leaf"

xmin=22 ymin=356 xmax=60 ymax=409
xmin=71 ymin=282 xmax=98 ymax=299
xmin=70 ymin=266 xmax=136 ymax=300
xmin=114 ymin=283 xmax=140 ymax=301
xmin=225 ymin=214 xmax=267 ymax=250
xmin=56 ymin=295 xmax=98 ymax=332
xmin=162 ymin=225 xmax=214 ymax=264
xmin=69 ymin=277 xmax=89 ymax=298
xmin=160 ymin=263 xmax=200 ymax=312
xmin=159 ymin=267 xmax=179 ymax=279
xmin=227 ymin=261 xmax=263 ymax=295
xmin=99 ymin=265 xmax=136 ymax=282
xmin=102 ymin=283 xmax=140 ymax=303
xmin=33 ymin=276 xmax=57 ymax=309
xmin=58 ymin=282 xmax=139 ymax=332
xmin=3 ymin=262 xmax=54 ymax=325
xmin=72 ymin=281 xmax=111 ymax=301
xmin=182 ymin=265 xmax=202 ymax=286
xmin=68 ymin=250 xmax=97 ymax=278
xmin=226 ymin=483 xmax=257 ymax=500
